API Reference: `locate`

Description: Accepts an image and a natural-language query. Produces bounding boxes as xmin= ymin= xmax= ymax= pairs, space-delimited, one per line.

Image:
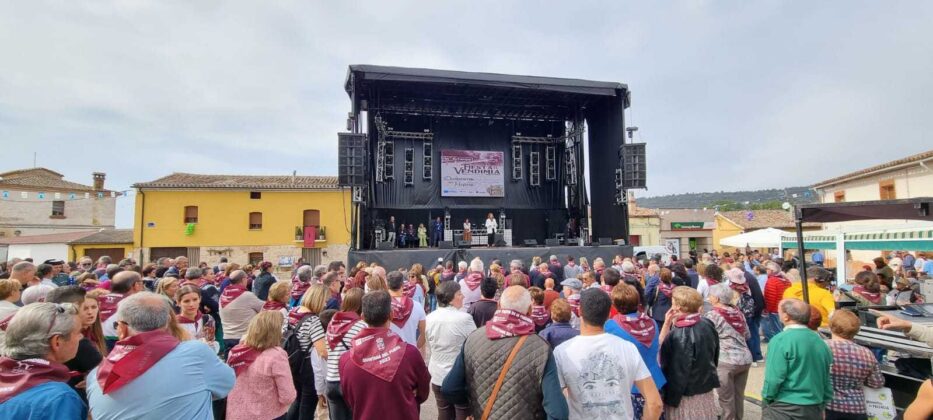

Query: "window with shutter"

xmin=184 ymin=206 xmax=198 ymax=223
xmin=249 ymin=212 xmax=262 ymax=229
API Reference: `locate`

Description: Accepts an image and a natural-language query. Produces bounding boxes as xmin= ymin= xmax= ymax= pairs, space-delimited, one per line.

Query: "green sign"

xmin=671 ymin=222 xmax=704 ymax=230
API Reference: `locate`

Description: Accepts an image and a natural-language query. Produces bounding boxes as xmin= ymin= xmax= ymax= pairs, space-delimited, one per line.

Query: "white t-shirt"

xmin=554 ymin=333 xmax=651 ymax=420
xmin=389 ymin=302 xmax=426 ymax=346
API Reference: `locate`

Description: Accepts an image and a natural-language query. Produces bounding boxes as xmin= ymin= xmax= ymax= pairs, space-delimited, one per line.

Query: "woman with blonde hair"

xmin=579 ymin=256 xmax=591 ymax=273
xmin=265 ymin=281 xmax=290 ymax=313
xmin=156 ymin=277 xmax=181 ymax=301
xmin=226 ymin=311 xmax=296 ymax=420
xmin=287 ymin=284 xmax=329 ymax=419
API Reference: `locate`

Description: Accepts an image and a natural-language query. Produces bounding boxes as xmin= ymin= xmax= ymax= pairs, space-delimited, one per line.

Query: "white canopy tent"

xmin=719 ymin=227 xmax=789 ymax=249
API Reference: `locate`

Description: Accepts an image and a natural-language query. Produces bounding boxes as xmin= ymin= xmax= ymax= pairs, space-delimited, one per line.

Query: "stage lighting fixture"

xmin=423 ymin=142 xmax=433 ymax=180
xmin=530 ymin=151 xmax=540 ymax=186
xmin=512 ymin=144 xmax=523 ymax=180
xmin=545 ymin=146 xmax=556 ymax=181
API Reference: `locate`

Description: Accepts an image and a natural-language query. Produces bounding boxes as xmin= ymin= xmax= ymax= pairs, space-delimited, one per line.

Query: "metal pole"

xmin=795 ymin=215 xmax=810 ymax=303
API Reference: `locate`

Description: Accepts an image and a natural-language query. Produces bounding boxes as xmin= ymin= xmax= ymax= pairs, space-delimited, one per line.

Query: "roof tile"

xmin=814 ymin=149 xmax=933 ymax=188
xmin=133 ymin=173 xmax=340 ymax=190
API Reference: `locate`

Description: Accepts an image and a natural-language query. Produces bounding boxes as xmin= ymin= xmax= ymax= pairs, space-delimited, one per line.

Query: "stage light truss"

xmin=564 ymin=147 xmax=577 ymax=186
xmin=545 ymin=146 xmax=556 ymax=181
xmin=384 ymin=142 xmax=394 ymax=180
xmin=352 ymin=186 xmax=365 ymax=203
xmin=530 ymin=151 xmax=540 ymax=187
xmin=422 ymin=142 xmax=433 ymax=180
xmin=512 ymin=144 xmax=523 ymax=180
xmin=511 ymin=126 xmax=585 ymax=145
xmin=375 ymin=141 xmax=386 ymax=182
xmin=614 ymin=168 xmax=624 ymax=205
xmin=404 ymin=148 xmax=414 ymax=186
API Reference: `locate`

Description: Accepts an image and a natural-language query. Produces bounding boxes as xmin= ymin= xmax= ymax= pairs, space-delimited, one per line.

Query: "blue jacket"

xmin=604 ymin=315 xmax=666 ymax=394
xmin=538 ymin=322 xmax=579 ymax=349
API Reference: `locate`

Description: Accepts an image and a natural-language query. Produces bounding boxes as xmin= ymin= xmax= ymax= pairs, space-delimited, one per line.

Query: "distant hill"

xmin=635 ymin=187 xmax=819 ymax=210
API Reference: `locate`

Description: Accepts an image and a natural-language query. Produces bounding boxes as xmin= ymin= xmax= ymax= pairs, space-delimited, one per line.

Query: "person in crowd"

xmin=761 ymin=299 xmax=833 ymax=420
xmin=528 ymin=286 xmax=551 ymax=333
xmin=542 ymin=278 xmax=560 ymax=309
xmin=35 ymin=263 xmax=56 ymax=288
xmin=762 ymin=261 xmax=792 ymax=342
xmin=906 ymin=378 xmax=933 ymax=420
xmin=645 ymin=268 xmax=675 ymax=326
xmin=488 ymin=263 xmax=506 ymax=294
xmin=453 ymin=261 xmax=468 ymax=283
xmin=426 ymin=281 xmax=477 ymax=420
xmin=0 ymin=302 xmax=86 ymax=418
xmin=705 ymin=283 xmax=752 ymax=420
xmin=874 ymin=257 xmax=895 ymax=290
xmin=253 ymin=261 xmax=277 ymax=301
xmin=175 ymin=284 xmax=219 ymax=353
xmin=287 ymin=283 xmax=329 ymax=420
xmin=531 ymin=262 xmax=554 ymax=290
xmin=219 ymin=270 xmax=265 ymax=354
xmin=825 ymin=310 xmax=884 ymax=420
xmin=45 ymin=287 xmax=104 ymax=402
xmin=561 ymin=278 xmax=583 ymax=324
xmin=289 ymin=266 xmax=311 ymax=307
xmin=890 ymin=275 xmax=923 ymax=305
xmin=579 ymin=270 xmax=597 ymax=290
xmin=458 ymin=258 xmax=485 ymax=311
xmin=45 ymin=259 xmax=70 ymax=287
xmin=442 ymin=286 xmax=569 ymax=420
xmin=605 ymin=284 xmax=666 ymax=419
xmin=505 ymin=260 xmax=529 ymax=288
xmin=324 ymin=288 xmax=366 ymax=420
xmin=76 ymin=272 xmax=100 ymax=290
xmin=555 ymin=288 xmax=662 ymax=420
xmin=78 ymin=288 xmax=107 ymax=356
xmin=440 ymin=261 xmax=457 ymax=283
xmin=539 ymin=298 xmax=579 ymax=348
xmin=783 ymin=266 xmax=835 ymax=327
xmin=668 ymin=263 xmax=688 ymax=288
xmin=547 ymin=255 xmax=565 ymax=283
xmin=658 ymin=286 xmax=720 ymax=420
xmin=0 ymin=278 xmax=21 ymax=341
xmin=264 ymin=280 xmax=291 ymax=324
xmin=697 ymin=263 xmax=723 ymax=303
xmin=226 ymin=310 xmax=296 ymax=420
xmin=322 ymin=272 xmax=343 ymax=311
xmin=220 ymin=262 xmax=242 ymax=292
xmin=155 ymin=276 xmax=180 ymax=301
xmin=339 ymin=290 xmax=431 ymax=420
xmin=592 ymin=258 xmax=607 ymax=284
xmin=183 ymin=268 xmax=220 ymax=332
xmin=683 ymin=259 xmax=700 ymax=289
xmin=563 ymin=256 xmax=583 ymax=281
xmin=578 ymin=256 xmax=591 ymax=273
xmin=86 ymin=292 xmax=235 ymax=419
xmin=467 ymin=277 xmax=499 ymax=328
xmin=403 ymin=267 xmax=426 ymax=306
xmin=845 ymin=271 xmax=884 ymax=306
xmin=141 ymin=264 xmax=158 ymax=291
xmin=99 ymin=271 xmax=145 ymax=351
xmin=387 ymin=271 xmax=426 ymax=349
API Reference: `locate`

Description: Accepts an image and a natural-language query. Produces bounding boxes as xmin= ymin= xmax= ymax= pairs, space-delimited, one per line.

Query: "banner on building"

xmin=664 ymin=238 xmax=681 ymax=258
xmin=441 ymin=150 xmax=505 ymax=197
xmin=303 ymin=225 xmax=317 ymax=248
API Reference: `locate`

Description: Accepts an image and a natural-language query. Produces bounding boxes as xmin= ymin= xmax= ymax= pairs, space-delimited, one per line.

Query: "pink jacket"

xmin=225 ymin=347 xmax=296 ymax=420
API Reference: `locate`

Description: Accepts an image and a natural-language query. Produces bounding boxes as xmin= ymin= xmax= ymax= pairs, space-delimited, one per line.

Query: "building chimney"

xmin=93 ymin=172 xmax=105 ymax=191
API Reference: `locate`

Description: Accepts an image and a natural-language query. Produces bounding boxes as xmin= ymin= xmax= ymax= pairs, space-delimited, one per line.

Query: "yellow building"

xmin=133 ymin=173 xmax=351 ymax=271
xmin=713 ymin=210 xmax=821 ymax=254
xmin=628 ymin=206 xmax=661 ymax=246
xmin=68 ymin=229 xmax=134 ymax=262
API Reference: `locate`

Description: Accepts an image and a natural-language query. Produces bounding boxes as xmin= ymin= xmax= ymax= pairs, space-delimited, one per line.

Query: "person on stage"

xmin=462 ymin=218 xmax=472 ymax=244
xmin=485 ymin=213 xmax=498 ymax=247
xmin=407 ymin=224 xmax=417 ymax=248
xmin=398 ymin=222 xmax=408 ymax=248
xmin=418 ymin=223 xmax=428 ymax=248
xmin=385 ymin=216 xmax=397 ymax=247
xmin=431 ymin=217 xmax=444 ymax=247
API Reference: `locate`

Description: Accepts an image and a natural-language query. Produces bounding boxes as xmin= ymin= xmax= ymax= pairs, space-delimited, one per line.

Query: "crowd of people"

xmin=0 ymin=249 xmax=932 ymax=420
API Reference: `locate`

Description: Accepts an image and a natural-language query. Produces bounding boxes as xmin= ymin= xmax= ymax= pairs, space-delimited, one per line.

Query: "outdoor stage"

xmin=348 ymin=244 xmax=632 ymax=271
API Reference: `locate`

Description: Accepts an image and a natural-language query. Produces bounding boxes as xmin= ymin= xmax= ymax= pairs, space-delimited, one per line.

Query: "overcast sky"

xmin=2 ymin=1 xmax=931 ymax=228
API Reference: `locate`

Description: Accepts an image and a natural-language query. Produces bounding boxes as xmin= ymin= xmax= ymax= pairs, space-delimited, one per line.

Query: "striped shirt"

xmin=296 ymin=315 xmax=326 ymax=353
xmin=326 ymin=319 xmax=368 ymax=382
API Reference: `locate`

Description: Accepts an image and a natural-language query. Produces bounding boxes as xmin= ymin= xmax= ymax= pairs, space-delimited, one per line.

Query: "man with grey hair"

xmin=99 ymin=271 xmax=144 ymax=350
xmin=442 ymin=286 xmax=568 ymax=419
xmin=454 ymin=261 xmax=468 ymax=282
xmin=288 ymin=264 xmax=316 ymax=307
xmin=9 ymin=261 xmax=36 ymax=291
xmin=458 ymin=258 xmax=485 ymax=312
xmin=761 ymin=299 xmax=832 ymax=420
xmin=0 ymin=302 xmax=86 ymax=418
xmin=505 ymin=259 xmax=529 ymax=288
xmin=87 ymin=292 xmax=234 ymax=419
xmin=219 ymin=270 xmax=264 ymax=355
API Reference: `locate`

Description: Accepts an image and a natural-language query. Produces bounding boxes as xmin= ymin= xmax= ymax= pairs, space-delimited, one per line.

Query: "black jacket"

xmin=660 ymin=318 xmax=720 ymax=407
xmin=743 ymin=270 xmax=765 ymax=318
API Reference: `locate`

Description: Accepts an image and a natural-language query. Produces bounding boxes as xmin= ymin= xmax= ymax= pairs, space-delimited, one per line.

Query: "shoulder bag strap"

xmin=481 ymin=335 xmax=529 ymax=420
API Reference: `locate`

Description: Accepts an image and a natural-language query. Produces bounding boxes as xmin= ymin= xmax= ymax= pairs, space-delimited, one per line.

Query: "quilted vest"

xmin=463 ymin=327 xmax=550 ymax=420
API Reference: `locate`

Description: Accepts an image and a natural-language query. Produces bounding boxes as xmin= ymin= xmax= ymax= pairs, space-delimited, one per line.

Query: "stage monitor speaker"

xmin=439 ymin=241 xmax=454 ymax=249
xmin=456 ymin=240 xmax=471 ymax=248
xmin=523 ymin=239 xmax=539 ymax=247
xmin=337 ymin=133 xmax=367 ymax=187
xmin=598 ymin=237 xmax=613 ymax=246
xmin=566 ymin=238 xmax=580 ymax=246
xmin=495 ymin=239 xmax=507 ymax=247
xmin=545 ymin=238 xmax=560 ymax=247
xmin=376 ymin=241 xmax=394 ymax=250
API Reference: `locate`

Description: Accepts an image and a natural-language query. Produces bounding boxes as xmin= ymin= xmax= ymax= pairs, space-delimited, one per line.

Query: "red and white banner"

xmin=440 ymin=150 xmax=504 ymax=197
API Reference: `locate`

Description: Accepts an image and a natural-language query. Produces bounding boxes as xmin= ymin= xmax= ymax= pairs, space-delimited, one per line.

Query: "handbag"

xmin=481 ymin=335 xmax=528 ymax=420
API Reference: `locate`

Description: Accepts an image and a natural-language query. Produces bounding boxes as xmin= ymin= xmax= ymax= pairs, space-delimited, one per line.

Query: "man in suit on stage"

xmin=431 ymin=217 xmax=444 ymax=247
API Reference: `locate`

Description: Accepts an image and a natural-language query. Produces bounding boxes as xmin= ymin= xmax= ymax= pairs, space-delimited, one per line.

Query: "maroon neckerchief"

xmin=674 ymin=313 xmax=702 ymax=328
xmin=196 ymin=277 xmax=213 ymax=289
xmin=441 ymin=269 xmax=455 ymax=282
xmin=349 ymin=327 xmax=406 ymax=382
xmin=485 ymin=309 xmax=535 ymax=340
xmin=0 ymin=357 xmax=75 ymax=403
xmin=566 ymin=294 xmax=581 ymax=316
xmin=290 ymin=277 xmax=310 ymax=301
xmin=226 ymin=344 xmax=261 ymax=376
xmin=402 ymin=281 xmax=418 ymax=299
xmin=530 ymin=305 xmax=550 ymax=327
xmin=463 ymin=272 xmax=483 ymax=291
xmin=220 ymin=284 xmax=246 ymax=308
xmin=390 ymin=296 xmax=414 ymax=328
xmin=287 ymin=308 xmax=313 ymax=327
xmin=98 ymin=293 xmax=125 ymax=321
xmin=176 ymin=311 xmax=203 ymax=325
xmin=600 ymin=284 xmax=614 ymax=294
xmin=0 ymin=313 xmax=13 ymax=332
xmin=262 ymin=301 xmax=286 ymax=312
xmin=82 ymin=326 xmax=101 ymax=347
xmin=96 ymin=330 xmax=180 ymax=394
xmin=713 ymin=305 xmax=748 ymax=336
xmin=327 ymin=311 xmax=361 ymax=350
xmin=658 ymin=282 xmax=674 ymax=298
xmin=706 ymin=277 xmax=721 ymax=287
xmin=612 ymin=312 xmax=656 ymax=348
xmin=730 ymin=281 xmax=749 ymax=294
xmin=853 ymin=286 xmax=882 ymax=304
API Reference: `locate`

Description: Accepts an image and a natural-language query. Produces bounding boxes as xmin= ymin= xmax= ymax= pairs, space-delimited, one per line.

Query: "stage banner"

xmin=441 ymin=150 xmax=505 ymax=197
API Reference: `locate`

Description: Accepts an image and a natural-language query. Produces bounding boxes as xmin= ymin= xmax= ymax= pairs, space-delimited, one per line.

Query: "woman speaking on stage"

xmin=484 ymin=213 xmax=497 ymax=247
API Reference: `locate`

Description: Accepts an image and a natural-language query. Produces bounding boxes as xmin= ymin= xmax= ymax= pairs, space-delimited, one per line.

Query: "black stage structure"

xmin=340 ymin=65 xmax=640 ymax=267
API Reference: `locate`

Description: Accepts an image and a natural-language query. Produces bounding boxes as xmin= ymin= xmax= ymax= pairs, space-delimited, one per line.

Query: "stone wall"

xmin=0 ymin=187 xmax=116 ymax=238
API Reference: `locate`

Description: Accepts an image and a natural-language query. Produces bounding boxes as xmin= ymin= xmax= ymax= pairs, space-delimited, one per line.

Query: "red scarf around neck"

xmin=390 ymin=296 xmax=414 ymax=328
xmin=600 ymin=284 xmax=614 ymax=295
xmin=402 ymin=281 xmax=418 ymax=299
xmin=705 ymin=278 xmax=720 ymax=287
xmin=96 ymin=330 xmax=179 ymax=394
xmin=612 ymin=313 xmax=657 ymax=348
xmin=98 ymin=293 xmax=125 ymax=321
xmin=485 ymin=309 xmax=535 ymax=340
xmin=287 ymin=308 xmax=313 ymax=327
xmin=463 ymin=272 xmax=483 ymax=291
xmin=220 ymin=285 xmax=246 ymax=308
xmin=176 ymin=311 xmax=202 ymax=325
xmin=226 ymin=344 xmax=261 ymax=376
xmin=853 ymin=286 xmax=882 ymax=304
xmin=0 ymin=357 xmax=74 ymax=403
xmin=674 ymin=313 xmax=702 ymax=328
xmin=729 ymin=282 xmax=749 ymax=294
xmin=262 ymin=301 xmax=286 ymax=312
xmin=290 ymin=278 xmax=310 ymax=301
xmin=657 ymin=282 xmax=673 ymax=298
xmin=712 ymin=305 xmax=748 ymax=335
xmin=530 ymin=305 xmax=550 ymax=327
xmin=350 ymin=327 xmax=406 ymax=382
xmin=566 ymin=294 xmax=581 ymax=316
xmin=327 ymin=311 xmax=361 ymax=350
xmin=197 ymin=277 xmax=214 ymax=289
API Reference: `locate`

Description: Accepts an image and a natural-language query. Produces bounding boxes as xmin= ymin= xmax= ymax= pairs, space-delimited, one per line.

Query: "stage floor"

xmin=348 ymin=245 xmax=633 ymax=271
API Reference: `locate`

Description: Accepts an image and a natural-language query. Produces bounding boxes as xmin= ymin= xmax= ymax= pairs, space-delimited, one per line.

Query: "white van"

xmin=633 ymin=246 xmax=673 ymax=265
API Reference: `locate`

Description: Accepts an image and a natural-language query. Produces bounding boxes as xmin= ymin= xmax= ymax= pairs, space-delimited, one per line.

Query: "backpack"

xmin=737 ymin=291 xmax=756 ymax=319
xmin=282 ymin=315 xmax=315 ymax=390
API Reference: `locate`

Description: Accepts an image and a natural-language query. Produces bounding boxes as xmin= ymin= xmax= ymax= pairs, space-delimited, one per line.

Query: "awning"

xmin=781 ymin=228 xmax=933 ymax=251
xmin=720 ymin=228 xmax=790 ymax=248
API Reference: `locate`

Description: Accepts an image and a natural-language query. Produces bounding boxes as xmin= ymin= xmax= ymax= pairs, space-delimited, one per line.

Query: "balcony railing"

xmin=295 ymin=225 xmax=326 ymax=242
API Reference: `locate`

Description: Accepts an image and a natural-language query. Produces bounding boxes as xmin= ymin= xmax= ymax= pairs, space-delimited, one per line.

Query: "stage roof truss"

xmin=512 ymin=126 xmax=584 ymax=145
